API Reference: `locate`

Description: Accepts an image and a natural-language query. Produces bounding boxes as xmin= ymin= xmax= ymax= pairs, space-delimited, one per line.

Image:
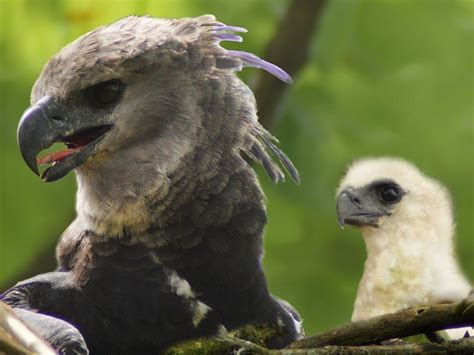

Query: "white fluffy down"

xmin=166 ymin=270 xmax=212 ymax=327
xmin=338 ymin=158 xmax=472 ymax=326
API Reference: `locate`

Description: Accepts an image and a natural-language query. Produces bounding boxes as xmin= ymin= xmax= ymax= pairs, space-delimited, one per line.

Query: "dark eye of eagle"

xmin=377 ymin=184 xmax=403 ymax=204
xmin=84 ymin=79 xmax=125 ymax=108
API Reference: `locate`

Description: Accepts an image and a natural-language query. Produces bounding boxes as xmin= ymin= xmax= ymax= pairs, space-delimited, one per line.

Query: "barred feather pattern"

xmin=245 ymin=131 xmax=300 ymax=184
xmin=200 ymin=16 xmax=299 ymax=184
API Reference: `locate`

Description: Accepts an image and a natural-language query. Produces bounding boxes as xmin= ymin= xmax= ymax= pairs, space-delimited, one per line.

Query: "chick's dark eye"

xmin=85 ymin=79 xmax=125 ymax=108
xmin=378 ymin=186 xmax=402 ymax=204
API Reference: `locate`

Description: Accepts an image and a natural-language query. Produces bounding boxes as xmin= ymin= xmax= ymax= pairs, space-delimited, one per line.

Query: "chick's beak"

xmin=336 ymin=188 xmax=385 ymax=228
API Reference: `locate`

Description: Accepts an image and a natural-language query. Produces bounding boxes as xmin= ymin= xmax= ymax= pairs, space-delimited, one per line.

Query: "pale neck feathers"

xmin=352 ymin=200 xmax=471 ymax=322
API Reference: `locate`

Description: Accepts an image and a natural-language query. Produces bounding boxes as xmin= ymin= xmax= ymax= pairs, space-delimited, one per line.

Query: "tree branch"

xmin=276 ymin=338 xmax=474 ymax=354
xmin=255 ymin=0 xmax=328 ymax=129
xmin=289 ymin=298 xmax=474 ymax=349
xmin=0 ymin=302 xmax=55 ymax=355
xmin=165 ymin=298 xmax=474 ymax=354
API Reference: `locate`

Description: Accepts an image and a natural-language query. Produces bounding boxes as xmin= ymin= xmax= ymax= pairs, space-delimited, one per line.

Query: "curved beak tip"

xmin=338 ymin=219 xmax=345 ymax=229
xmin=18 ymin=143 xmax=40 ymax=176
xmin=17 ymin=101 xmax=53 ymax=178
xmin=26 ymin=158 xmax=40 ymax=176
xmin=18 ymin=129 xmax=41 ymax=176
xmin=336 ymin=209 xmax=345 ymax=229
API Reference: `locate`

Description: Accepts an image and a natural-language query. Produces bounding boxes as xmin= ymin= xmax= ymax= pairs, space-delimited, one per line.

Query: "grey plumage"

xmin=2 ymin=15 xmax=302 ymax=354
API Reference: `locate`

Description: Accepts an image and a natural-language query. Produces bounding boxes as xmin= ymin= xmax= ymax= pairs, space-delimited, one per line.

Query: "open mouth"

xmin=37 ymin=124 xmax=112 ymax=181
xmin=342 ymin=213 xmax=385 ymax=228
xmin=343 ymin=217 xmax=379 ymax=228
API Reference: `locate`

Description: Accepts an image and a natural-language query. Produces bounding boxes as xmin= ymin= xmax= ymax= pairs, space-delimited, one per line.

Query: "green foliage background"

xmin=0 ymin=0 xmax=472 ymax=335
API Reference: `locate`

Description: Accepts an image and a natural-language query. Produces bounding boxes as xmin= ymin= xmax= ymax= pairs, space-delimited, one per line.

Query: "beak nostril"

xmin=50 ymin=116 xmax=63 ymax=121
xmin=351 ymin=196 xmax=362 ymax=207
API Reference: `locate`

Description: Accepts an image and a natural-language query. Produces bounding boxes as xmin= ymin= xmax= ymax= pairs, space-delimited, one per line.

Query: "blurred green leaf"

xmin=0 ymin=0 xmax=472 ymax=336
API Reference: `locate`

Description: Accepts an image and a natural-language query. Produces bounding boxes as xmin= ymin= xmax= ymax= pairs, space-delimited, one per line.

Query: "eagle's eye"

xmin=84 ymin=79 xmax=125 ymax=108
xmin=378 ymin=185 xmax=402 ymax=204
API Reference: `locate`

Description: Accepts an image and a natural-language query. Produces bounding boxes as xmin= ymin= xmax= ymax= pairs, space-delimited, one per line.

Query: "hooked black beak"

xmin=17 ymin=97 xmax=61 ymax=176
xmin=336 ymin=188 xmax=386 ymax=228
xmin=17 ymin=96 xmax=112 ymax=182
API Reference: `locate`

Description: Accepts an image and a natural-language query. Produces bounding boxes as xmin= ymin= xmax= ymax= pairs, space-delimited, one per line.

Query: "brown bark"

xmin=277 ymin=338 xmax=474 ymax=354
xmin=289 ymin=298 xmax=474 ymax=349
xmin=166 ymin=299 xmax=474 ymax=354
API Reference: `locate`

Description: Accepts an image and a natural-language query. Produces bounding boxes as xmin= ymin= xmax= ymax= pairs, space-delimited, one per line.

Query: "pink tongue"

xmin=37 ymin=148 xmax=81 ymax=165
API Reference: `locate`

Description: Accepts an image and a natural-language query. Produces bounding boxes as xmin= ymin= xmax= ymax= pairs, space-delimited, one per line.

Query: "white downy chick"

xmin=336 ymin=157 xmax=472 ymax=339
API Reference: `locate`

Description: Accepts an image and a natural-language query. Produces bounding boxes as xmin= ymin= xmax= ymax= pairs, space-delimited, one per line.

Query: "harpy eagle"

xmin=1 ymin=15 xmax=303 ymax=354
xmin=336 ymin=157 xmax=472 ymax=338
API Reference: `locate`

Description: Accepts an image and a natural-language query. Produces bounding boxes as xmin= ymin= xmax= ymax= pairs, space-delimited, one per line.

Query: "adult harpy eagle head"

xmin=336 ymin=157 xmax=472 ymax=338
xmin=3 ymin=15 xmax=302 ymax=354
